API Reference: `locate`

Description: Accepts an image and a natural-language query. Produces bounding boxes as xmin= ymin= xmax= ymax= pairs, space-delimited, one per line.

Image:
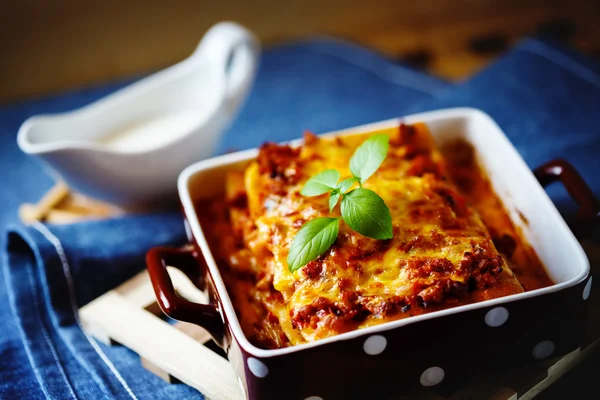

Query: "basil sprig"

xmin=300 ymin=169 xmax=340 ymax=196
xmin=349 ymin=134 xmax=389 ymax=185
xmin=341 ymin=188 xmax=393 ymax=240
xmin=286 ymin=218 xmax=340 ymax=273
xmin=287 ymin=135 xmax=393 ymax=272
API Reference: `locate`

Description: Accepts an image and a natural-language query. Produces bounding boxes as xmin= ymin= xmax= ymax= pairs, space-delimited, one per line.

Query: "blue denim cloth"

xmin=1 ymin=37 xmax=598 ymax=399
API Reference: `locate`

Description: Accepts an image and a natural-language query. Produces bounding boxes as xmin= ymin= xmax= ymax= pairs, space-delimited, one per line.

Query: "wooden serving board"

xmin=79 ymin=268 xmax=243 ymax=400
xmin=79 ymin=265 xmax=599 ymax=400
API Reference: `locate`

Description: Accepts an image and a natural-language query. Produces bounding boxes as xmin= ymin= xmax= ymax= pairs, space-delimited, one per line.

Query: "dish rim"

xmin=177 ymin=107 xmax=590 ymax=358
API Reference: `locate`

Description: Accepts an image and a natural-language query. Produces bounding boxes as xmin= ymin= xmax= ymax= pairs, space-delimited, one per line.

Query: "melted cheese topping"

xmin=211 ymin=123 xmax=525 ymax=346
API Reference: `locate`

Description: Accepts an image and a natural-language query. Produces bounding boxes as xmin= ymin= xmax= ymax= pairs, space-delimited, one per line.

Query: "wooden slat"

xmin=174 ymin=321 xmax=213 ymax=345
xmin=80 ymin=280 xmax=242 ymax=400
xmin=19 ymin=182 xmax=69 ymax=224
xmin=140 ymin=321 xmax=213 ymax=384
xmin=140 ymin=356 xmax=181 ymax=384
xmin=520 ymin=344 xmax=597 ymax=400
xmin=113 ymin=267 xmax=208 ymax=308
xmin=113 ymin=271 xmax=158 ymax=308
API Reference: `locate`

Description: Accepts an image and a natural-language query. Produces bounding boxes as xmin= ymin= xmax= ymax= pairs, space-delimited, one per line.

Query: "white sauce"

xmin=98 ymin=113 xmax=199 ymax=152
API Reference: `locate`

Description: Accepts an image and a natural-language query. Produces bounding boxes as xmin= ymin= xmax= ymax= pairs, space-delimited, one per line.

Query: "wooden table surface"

xmin=1 ymin=0 xmax=599 ymax=103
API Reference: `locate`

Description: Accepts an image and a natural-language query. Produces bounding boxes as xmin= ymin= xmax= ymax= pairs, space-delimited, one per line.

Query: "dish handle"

xmin=146 ymin=245 xmax=225 ymax=346
xmin=534 ymin=159 xmax=600 ymax=239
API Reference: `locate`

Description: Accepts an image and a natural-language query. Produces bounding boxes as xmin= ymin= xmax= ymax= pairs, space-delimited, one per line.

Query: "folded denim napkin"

xmin=1 ymin=37 xmax=598 ymax=399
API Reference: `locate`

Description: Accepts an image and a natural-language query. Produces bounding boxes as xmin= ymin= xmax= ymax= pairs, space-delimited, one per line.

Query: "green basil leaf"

xmin=300 ymin=169 xmax=340 ymax=196
xmin=349 ymin=134 xmax=389 ymax=183
xmin=337 ymin=177 xmax=359 ymax=193
xmin=340 ymin=188 xmax=393 ymax=239
xmin=329 ymin=192 xmax=341 ymax=212
xmin=287 ymin=217 xmax=340 ymax=272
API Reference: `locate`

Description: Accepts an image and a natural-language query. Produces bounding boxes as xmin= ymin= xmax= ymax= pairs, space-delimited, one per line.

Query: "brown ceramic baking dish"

xmin=147 ymin=108 xmax=598 ymax=400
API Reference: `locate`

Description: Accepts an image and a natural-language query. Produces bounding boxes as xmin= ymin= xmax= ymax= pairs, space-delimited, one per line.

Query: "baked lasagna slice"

xmin=220 ymin=123 xmax=523 ymax=346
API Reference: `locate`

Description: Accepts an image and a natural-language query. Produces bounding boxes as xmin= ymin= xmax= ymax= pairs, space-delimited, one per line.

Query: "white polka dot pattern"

xmin=304 ymin=397 xmax=323 ymax=400
xmin=420 ymin=366 xmax=445 ymax=387
xmin=363 ymin=335 xmax=387 ymax=355
xmin=247 ymin=357 xmax=269 ymax=378
xmin=583 ymin=277 xmax=592 ymax=300
xmin=532 ymin=340 xmax=555 ymax=360
xmin=485 ymin=307 xmax=509 ymax=327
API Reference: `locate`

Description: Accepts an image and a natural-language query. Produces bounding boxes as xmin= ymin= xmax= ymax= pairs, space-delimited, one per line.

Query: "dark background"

xmin=1 ymin=0 xmax=599 ymax=103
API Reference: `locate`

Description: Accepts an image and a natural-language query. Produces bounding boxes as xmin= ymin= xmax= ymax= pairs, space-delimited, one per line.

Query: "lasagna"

xmin=199 ymin=123 xmax=552 ymax=349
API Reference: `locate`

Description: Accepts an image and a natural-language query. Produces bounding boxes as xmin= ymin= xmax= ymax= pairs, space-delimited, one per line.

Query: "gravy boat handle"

xmin=194 ymin=21 xmax=260 ymax=111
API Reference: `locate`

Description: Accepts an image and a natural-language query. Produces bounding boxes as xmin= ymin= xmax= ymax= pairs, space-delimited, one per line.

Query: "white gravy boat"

xmin=18 ymin=22 xmax=259 ymax=208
